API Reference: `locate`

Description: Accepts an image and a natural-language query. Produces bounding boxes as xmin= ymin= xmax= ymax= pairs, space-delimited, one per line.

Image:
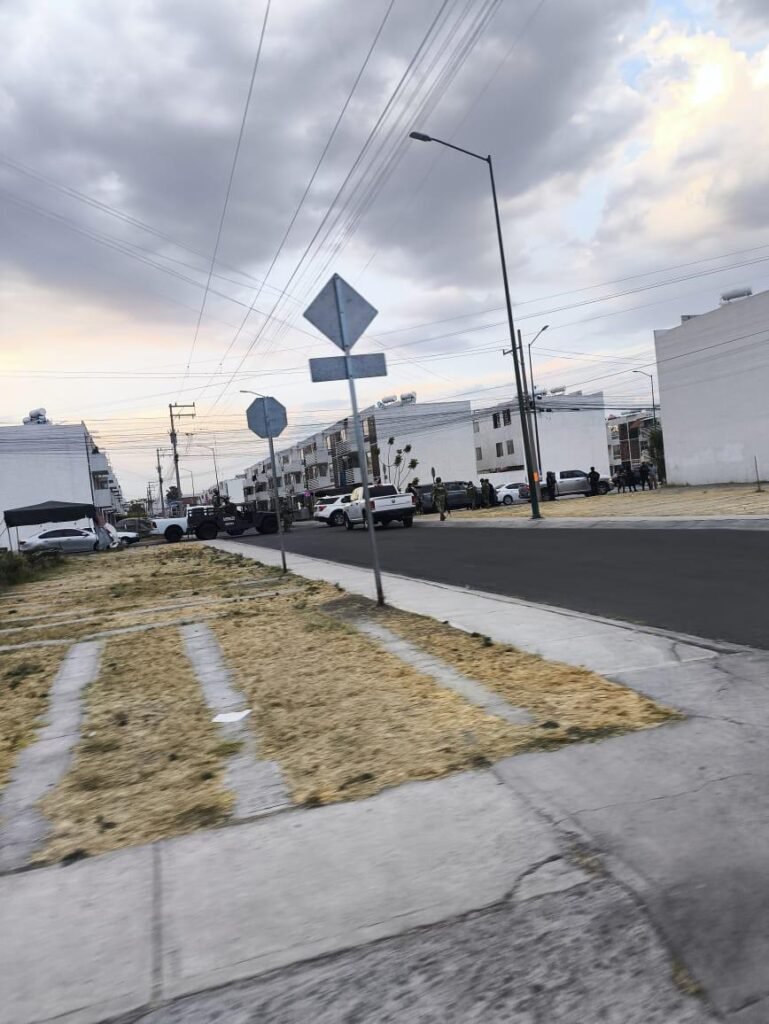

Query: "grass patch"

xmin=373 ymin=602 xmax=679 ymax=745
xmin=213 ymin=583 xmax=529 ymax=806
xmin=36 ymin=629 xmax=235 ymax=862
xmin=0 ymin=550 xmax=65 ymax=590
xmin=0 ymin=648 xmax=64 ymax=789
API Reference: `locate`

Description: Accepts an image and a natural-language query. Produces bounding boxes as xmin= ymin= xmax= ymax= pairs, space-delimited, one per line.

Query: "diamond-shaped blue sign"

xmin=246 ymin=396 xmax=287 ymax=439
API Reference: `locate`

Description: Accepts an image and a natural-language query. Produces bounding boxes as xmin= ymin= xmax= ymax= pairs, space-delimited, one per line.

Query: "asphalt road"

xmin=233 ymin=523 xmax=769 ymax=649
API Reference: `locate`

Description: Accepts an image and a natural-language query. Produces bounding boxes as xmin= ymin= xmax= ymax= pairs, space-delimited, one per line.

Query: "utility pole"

xmin=156 ymin=448 xmax=165 ymax=516
xmin=146 ymin=483 xmax=154 ymax=516
xmin=168 ymin=403 xmax=195 ymax=507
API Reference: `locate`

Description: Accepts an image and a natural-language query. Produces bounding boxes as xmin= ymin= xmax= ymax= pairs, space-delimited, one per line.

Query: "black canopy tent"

xmin=4 ymin=499 xmax=97 ymax=529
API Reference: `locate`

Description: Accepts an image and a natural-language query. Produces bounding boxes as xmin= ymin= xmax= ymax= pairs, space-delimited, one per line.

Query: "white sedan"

xmin=314 ymin=494 xmax=352 ymax=527
xmin=495 ymin=482 xmax=530 ymax=506
xmin=20 ymin=527 xmax=105 ymax=553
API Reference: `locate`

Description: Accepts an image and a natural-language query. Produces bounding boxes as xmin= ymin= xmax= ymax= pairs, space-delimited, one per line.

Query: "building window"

xmin=473 ymin=421 xmax=480 ymax=433
xmin=506 ymin=440 xmax=515 ymax=455
xmin=495 ymin=442 xmax=504 ymax=457
xmin=503 ymin=409 xmax=511 ymax=426
xmin=492 ymin=413 xmax=500 ymax=429
xmin=475 ymin=447 xmax=483 ymax=461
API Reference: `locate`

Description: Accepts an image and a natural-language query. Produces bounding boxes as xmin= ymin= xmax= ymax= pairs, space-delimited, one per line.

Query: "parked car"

xmin=19 ymin=527 xmax=105 ymax=553
xmin=495 ymin=482 xmax=530 ymax=505
xmin=104 ymin=523 xmax=141 ymax=547
xmin=415 ymin=481 xmax=473 ymax=515
xmin=314 ymin=494 xmax=352 ymax=527
xmin=544 ymin=469 xmax=612 ymax=499
xmin=344 ymin=485 xmax=416 ymax=529
xmin=116 ymin=517 xmax=152 ymax=537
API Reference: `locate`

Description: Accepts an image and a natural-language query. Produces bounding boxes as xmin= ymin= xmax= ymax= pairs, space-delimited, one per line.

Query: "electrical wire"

xmin=179 ymin=0 xmax=272 ymax=396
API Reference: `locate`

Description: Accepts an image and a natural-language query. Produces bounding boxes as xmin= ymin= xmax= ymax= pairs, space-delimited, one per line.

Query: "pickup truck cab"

xmin=546 ymin=469 xmax=611 ymax=498
xmin=344 ymin=485 xmax=415 ymax=530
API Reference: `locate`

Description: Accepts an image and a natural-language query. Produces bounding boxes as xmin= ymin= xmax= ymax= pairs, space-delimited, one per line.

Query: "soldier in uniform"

xmin=432 ymin=477 xmax=448 ymax=522
xmin=465 ymin=480 xmax=477 ymax=510
xmin=480 ymin=478 xmax=490 ymax=508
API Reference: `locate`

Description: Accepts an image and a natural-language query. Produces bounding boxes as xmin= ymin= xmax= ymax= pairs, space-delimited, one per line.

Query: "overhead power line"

xmin=179 ymin=0 xmax=272 ymax=396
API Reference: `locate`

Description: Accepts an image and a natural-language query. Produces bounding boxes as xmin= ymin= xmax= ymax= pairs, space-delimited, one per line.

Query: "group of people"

xmin=409 ymin=477 xmax=501 ymax=523
xmin=464 ymin=478 xmax=499 ymax=513
xmin=612 ymin=462 xmax=658 ymax=493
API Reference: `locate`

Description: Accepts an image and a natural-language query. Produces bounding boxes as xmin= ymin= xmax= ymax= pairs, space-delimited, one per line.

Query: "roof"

xmin=3 ymin=499 xmax=97 ymax=528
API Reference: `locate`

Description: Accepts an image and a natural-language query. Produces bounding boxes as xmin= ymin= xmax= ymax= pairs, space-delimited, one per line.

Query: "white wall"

xmin=0 ymin=423 xmax=94 ymax=545
xmin=473 ymin=393 xmax=609 ymax=479
xmin=374 ymin=401 xmax=476 ymax=485
xmin=537 ymin=399 xmax=610 ymax=477
xmin=655 ymin=290 xmax=769 ymax=484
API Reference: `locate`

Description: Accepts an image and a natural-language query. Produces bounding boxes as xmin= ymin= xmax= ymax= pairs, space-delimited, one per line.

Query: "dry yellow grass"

xmin=443 ymin=484 xmax=769 ymax=520
xmin=37 ymin=629 xmax=235 ymax=862
xmin=214 ymin=580 xmax=677 ymax=805
xmin=0 ymin=647 xmax=64 ymax=789
xmin=375 ymin=602 xmax=678 ymax=747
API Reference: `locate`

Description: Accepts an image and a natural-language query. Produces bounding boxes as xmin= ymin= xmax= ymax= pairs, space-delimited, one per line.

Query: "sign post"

xmin=304 ymin=274 xmax=386 ymax=606
xmin=246 ymin=395 xmax=288 ymax=574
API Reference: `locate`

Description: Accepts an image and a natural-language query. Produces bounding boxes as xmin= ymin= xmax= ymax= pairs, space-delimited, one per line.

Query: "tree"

xmin=645 ymin=426 xmax=666 ymax=483
xmin=166 ymin=485 xmax=181 ymax=504
xmin=125 ymin=501 xmax=146 ymax=517
xmin=379 ymin=438 xmax=419 ymax=490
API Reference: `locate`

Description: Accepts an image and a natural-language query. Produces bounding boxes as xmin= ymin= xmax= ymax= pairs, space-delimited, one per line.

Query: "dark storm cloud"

xmin=0 ymin=0 xmax=645 ymax=333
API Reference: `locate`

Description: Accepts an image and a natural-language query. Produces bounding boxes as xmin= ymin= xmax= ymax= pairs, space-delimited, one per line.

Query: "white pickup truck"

xmin=149 ymin=505 xmax=215 ymax=543
xmin=343 ymin=485 xmax=416 ymax=530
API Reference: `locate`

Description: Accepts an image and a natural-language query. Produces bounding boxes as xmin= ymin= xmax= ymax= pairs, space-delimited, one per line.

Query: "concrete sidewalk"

xmin=2 ymin=540 xmax=766 ymax=1022
xmin=209 ymin=539 xmax=769 ymax=1022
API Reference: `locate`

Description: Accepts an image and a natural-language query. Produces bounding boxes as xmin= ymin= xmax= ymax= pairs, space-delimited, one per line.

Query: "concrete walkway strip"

xmin=354 ymin=618 xmax=533 ymax=726
xmin=180 ymin=622 xmax=291 ymax=818
xmin=0 ymin=640 xmax=103 ymax=872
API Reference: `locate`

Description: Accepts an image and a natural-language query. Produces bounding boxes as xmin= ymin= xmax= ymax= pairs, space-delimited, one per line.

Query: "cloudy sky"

xmin=2 ymin=0 xmax=769 ymax=497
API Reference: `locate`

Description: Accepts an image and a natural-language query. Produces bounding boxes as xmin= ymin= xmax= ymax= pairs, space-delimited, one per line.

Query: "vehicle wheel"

xmin=331 ymin=510 xmax=344 ymax=527
xmin=598 ymin=482 xmax=609 ymax=495
xmin=379 ymin=519 xmax=390 ymax=529
xmin=403 ymin=516 xmax=413 ymax=528
xmin=344 ymin=514 xmax=355 ymax=531
xmin=165 ymin=525 xmax=184 ymax=543
xmin=195 ymin=520 xmax=218 ymax=541
xmin=120 ymin=537 xmax=130 ymax=548
xmin=503 ymin=495 xmax=513 ymax=505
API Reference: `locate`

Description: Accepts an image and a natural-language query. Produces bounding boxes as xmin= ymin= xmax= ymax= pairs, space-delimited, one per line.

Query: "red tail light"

xmin=369 ymin=500 xmax=376 ymax=510
xmin=410 ymin=494 xmax=416 ymax=505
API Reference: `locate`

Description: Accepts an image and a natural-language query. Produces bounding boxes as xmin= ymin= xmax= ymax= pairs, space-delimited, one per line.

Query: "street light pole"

xmin=633 ymin=370 xmax=657 ymax=427
xmin=409 ymin=130 xmax=541 ymax=519
xmin=526 ymin=324 xmax=549 ymax=474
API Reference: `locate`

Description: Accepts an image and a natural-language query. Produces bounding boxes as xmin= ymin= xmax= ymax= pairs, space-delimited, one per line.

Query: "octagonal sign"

xmin=246 ymin=396 xmax=287 ymax=439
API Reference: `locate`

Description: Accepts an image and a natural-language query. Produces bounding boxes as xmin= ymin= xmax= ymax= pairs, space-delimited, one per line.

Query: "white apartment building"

xmin=472 ymin=392 xmax=610 ymax=480
xmin=243 ymin=396 xmax=477 ymax=507
xmin=654 ymin=287 xmax=769 ymax=485
xmin=0 ymin=411 xmax=124 ymax=542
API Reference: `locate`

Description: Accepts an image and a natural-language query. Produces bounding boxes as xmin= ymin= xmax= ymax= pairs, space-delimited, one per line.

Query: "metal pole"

xmin=486 ymin=157 xmax=541 ymax=519
xmin=517 ymin=329 xmax=538 ymax=480
xmin=212 ymin=447 xmax=221 ymax=493
xmin=651 ymin=377 xmax=657 ymax=429
xmin=156 ymin=448 xmax=165 ymax=516
xmin=333 ymin=275 xmax=385 ymax=605
xmin=169 ymin=404 xmax=182 ymax=502
xmin=268 ymin=435 xmax=287 ymax=573
xmin=527 ymin=341 xmax=543 ymax=475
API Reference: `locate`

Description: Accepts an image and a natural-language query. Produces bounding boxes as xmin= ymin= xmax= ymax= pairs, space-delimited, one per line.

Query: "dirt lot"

xmin=442 ymin=484 xmax=769 ymax=520
xmin=2 ymin=543 xmax=679 ymax=861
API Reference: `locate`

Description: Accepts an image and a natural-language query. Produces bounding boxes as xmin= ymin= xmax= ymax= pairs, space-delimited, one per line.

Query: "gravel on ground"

xmin=0 ymin=647 xmax=65 ymax=789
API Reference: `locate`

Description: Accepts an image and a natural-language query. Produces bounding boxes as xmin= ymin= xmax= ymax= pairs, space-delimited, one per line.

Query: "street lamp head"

xmin=409 ymin=131 xmax=432 ymax=143
xmin=541 ymin=324 xmax=549 ymax=333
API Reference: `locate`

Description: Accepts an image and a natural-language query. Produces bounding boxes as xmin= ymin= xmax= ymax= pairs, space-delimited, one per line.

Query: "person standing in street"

xmin=626 ymin=466 xmax=638 ymax=493
xmin=480 ymin=478 xmax=490 ymax=508
xmin=466 ymin=480 xmax=477 ymax=510
xmin=432 ymin=477 xmax=448 ymax=522
xmin=545 ymin=471 xmax=556 ymax=502
xmin=639 ymin=463 xmax=650 ymax=490
xmin=648 ymin=463 xmax=658 ymax=490
xmin=588 ymin=467 xmax=600 ymax=497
